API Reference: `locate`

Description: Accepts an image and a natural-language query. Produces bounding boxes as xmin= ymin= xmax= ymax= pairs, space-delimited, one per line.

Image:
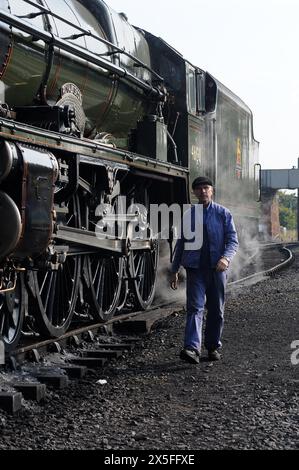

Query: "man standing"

xmin=170 ymin=176 xmax=239 ymax=364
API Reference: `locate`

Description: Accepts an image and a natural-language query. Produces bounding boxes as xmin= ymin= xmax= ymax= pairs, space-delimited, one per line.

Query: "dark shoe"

xmin=208 ymin=349 xmax=221 ymax=361
xmin=180 ymin=348 xmax=200 ymax=364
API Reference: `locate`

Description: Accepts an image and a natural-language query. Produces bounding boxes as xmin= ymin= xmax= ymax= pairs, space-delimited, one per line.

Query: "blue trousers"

xmin=184 ymin=268 xmax=227 ymax=352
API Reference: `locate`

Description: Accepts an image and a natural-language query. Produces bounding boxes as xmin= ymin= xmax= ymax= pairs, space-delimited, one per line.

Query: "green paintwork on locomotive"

xmin=188 ymin=115 xmax=206 ymax=192
xmin=0 ymin=0 xmax=260 ymax=226
xmin=0 ymin=0 xmax=152 ymax=147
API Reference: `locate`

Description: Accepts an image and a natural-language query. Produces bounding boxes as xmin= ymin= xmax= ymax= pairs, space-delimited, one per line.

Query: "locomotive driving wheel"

xmin=128 ymin=241 xmax=159 ymax=310
xmin=30 ymin=196 xmax=81 ymax=338
xmin=86 ymin=254 xmax=125 ymax=322
xmin=116 ymin=273 xmax=129 ymax=313
xmin=0 ymin=274 xmax=25 ymax=353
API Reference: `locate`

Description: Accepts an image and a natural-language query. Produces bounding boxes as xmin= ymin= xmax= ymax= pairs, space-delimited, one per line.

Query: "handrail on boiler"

xmin=20 ymin=0 xmax=164 ymax=83
xmin=0 ymin=1 xmax=165 ymax=100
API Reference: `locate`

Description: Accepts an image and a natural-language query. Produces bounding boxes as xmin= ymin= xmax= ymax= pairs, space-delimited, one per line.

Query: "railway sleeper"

xmin=0 ymin=392 xmax=22 ymax=414
xmin=12 ymin=382 xmax=46 ymax=403
xmin=79 ymin=349 xmax=123 ymax=360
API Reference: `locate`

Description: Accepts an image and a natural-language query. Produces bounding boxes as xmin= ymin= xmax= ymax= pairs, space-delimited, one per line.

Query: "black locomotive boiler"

xmin=0 ymin=0 xmax=260 ymax=353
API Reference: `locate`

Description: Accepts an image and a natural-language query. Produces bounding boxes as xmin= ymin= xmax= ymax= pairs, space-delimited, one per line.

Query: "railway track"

xmin=228 ymin=242 xmax=296 ymax=287
xmin=0 ymin=242 xmax=297 ymax=413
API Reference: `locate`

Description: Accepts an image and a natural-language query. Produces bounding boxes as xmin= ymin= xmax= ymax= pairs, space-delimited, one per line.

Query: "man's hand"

xmin=170 ymin=272 xmax=179 ymax=290
xmin=215 ymin=257 xmax=229 ymax=272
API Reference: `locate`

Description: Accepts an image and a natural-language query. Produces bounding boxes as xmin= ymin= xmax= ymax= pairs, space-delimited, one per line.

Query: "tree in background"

xmin=278 ymin=191 xmax=297 ymax=230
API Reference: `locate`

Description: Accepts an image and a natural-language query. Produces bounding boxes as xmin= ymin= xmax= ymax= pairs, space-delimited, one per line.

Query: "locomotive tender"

xmin=0 ymin=0 xmax=260 ymax=353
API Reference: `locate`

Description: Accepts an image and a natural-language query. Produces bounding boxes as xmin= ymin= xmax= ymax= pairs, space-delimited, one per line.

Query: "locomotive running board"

xmin=54 ymin=226 xmax=152 ymax=254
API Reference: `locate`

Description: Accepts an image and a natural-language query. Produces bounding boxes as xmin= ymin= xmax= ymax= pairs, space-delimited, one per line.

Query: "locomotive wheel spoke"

xmin=88 ymin=255 xmax=124 ymax=322
xmin=0 ymin=274 xmax=25 ymax=353
xmin=129 ymin=244 xmax=159 ymax=310
xmin=116 ymin=260 xmax=129 ymax=314
xmin=30 ymin=196 xmax=81 ymax=338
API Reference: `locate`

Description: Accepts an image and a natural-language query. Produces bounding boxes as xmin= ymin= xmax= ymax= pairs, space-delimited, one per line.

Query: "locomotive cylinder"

xmin=0 ymin=191 xmax=22 ymax=259
xmin=0 ymin=140 xmax=59 ymax=262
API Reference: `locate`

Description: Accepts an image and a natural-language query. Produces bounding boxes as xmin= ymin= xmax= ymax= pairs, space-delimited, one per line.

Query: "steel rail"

xmin=228 ymin=246 xmax=295 ymax=287
xmin=10 ymin=301 xmax=181 ymax=359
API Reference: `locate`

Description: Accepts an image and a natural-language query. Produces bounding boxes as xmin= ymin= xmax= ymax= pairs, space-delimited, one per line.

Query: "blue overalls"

xmin=171 ymin=202 xmax=239 ymax=353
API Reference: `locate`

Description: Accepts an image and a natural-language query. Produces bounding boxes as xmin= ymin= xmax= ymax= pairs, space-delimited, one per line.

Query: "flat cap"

xmin=192 ymin=176 xmax=214 ymax=189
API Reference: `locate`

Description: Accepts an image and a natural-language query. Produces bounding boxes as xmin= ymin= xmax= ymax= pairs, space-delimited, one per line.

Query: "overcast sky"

xmin=106 ymin=0 xmax=299 ymax=171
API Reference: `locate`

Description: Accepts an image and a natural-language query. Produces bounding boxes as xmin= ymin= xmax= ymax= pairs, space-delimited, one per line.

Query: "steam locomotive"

xmin=0 ymin=0 xmax=260 ymax=353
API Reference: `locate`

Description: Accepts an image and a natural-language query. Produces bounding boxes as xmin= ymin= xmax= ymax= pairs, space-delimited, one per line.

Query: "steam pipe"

xmin=167 ymin=131 xmax=178 ymax=163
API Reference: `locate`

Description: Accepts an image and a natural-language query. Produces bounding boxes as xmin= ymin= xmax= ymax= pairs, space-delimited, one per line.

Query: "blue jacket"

xmin=171 ymin=201 xmax=239 ymax=273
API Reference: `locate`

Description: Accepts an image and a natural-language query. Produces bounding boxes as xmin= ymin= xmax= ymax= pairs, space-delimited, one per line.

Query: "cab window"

xmin=186 ymin=65 xmax=197 ymax=115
